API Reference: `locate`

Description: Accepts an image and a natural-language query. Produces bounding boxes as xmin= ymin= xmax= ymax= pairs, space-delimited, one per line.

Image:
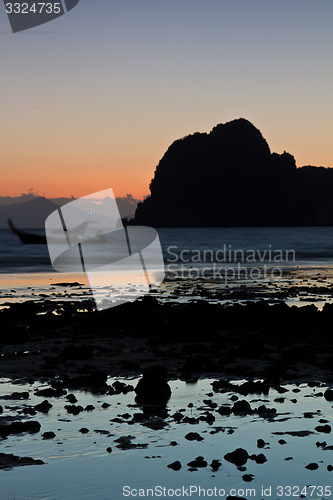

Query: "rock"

xmin=0 ymin=452 xmax=44 ymax=470
xmin=185 ymin=432 xmax=204 ymax=441
xmin=257 ymin=439 xmax=267 ymax=448
xmin=42 ymin=431 xmax=56 ymax=439
xmin=106 ymin=447 xmax=112 ymax=453
xmin=305 ymin=463 xmax=319 ymax=470
xmin=0 ymin=420 xmax=41 ymax=437
xmin=135 ymin=366 xmax=171 ymax=402
xmin=278 ymin=439 xmax=287 ymax=445
xmin=242 ymin=474 xmax=254 ymax=482
xmin=254 ymin=453 xmax=267 ymax=464
xmin=167 ymin=461 xmax=182 ymax=471
xmin=79 ymin=428 xmax=89 ymax=434
xmin=232 ymin=400 xmax=252 ymax=414
xmin=114 ymin=435 xmax=148 ymax=450
xmin=187 ymin=456 xmax=207 ymax=468
xmin=327 ymin=465 xmax=333 ymax=471
xmin=66 ymin=394 xmax=77 ymax=403
xmin=35 ymin=388 xmax=66 ymax=398
xmin=324 ymin=389 xmax=333 ymax=402
xmin=34 ymin=400 xmax=52 ymax=413
xmin=2 ymin=392 xmax=29 ymax=400
xmin=218 ymin=405 xmax=232 ymax=415
xmin=315 ymin=425 xmax=331 ymax=434
xmin=224 ymin=448 xmax=248 ymax=466
xmin=210 ymin=459 xmax=222 ymax=471
xmin=64 ymin=405 xmax=84 ymax=415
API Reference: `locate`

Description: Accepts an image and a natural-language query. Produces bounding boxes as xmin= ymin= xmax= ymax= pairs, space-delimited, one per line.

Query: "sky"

xmin=1 ymin=0 xmax=332 ymax=199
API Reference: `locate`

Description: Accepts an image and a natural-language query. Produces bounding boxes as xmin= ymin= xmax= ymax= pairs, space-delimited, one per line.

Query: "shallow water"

xmin=0 ymin=378 xmax=332 ymax=500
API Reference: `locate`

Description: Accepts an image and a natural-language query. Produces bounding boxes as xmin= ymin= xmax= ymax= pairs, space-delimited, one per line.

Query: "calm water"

xmin=1 ymin=227 xmax=333 ymax=273
xmin=0 ymin=377 xmax=332 ymax=500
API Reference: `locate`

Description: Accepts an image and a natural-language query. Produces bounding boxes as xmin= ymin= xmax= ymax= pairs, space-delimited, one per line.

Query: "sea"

xmin=1 ymin=226 xmax=333 ymax=274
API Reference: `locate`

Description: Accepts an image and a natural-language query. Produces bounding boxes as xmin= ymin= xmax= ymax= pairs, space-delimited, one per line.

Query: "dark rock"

xmin=315 ymin=425 xmax=331 ymax=434
xmin=305 ymin=463 xmax=319 ymax=470
xmin=135 ymin=366 xmax=171 ymax=402
xmin=278 ymin=439 xmax=287 ymax=445
xmin=35 ymin=388 xmax=66 ymax=398
xmin=34 ymin=400 xmax=52 ymax=413
xmin=114 ymin=435 xmax=148 ymax=450
xmin=0 ymin=420 xmax=41 ymax=437
xmin=64 ymin=404 xmax=84 ymax=415
xmin=218 ymin=405 xmax=232 ymax=416
xmin=2 ymin=392 xmax=29 ymax=400
xmin=66 ymin=394 xmax=77 ymax=403
xmin=106 ymin=447 xmax=112 ymax=453
xmin=0 ymin=452 xmax=44 ymax=470
xmin=85 ymin=405 xmax=95 ymax=411
xmin=254 ymin=453 xmax=267 ymax=464
xmin=327 ymin=465 xmax=333 ymax=471
xmin=42 ymin=431 xmax=56 ymax=439
xmin=257 ymin=439 xmax=267 ymax=448
xmin=185 ymin=432 xmax=204 ymax=442
xmin=210 ymin=459 xmax=222 ymax=471
xmin=224 ymin=448 xmax=248 ymax=466
xmin=242 ymin=474 xmax=254 ymax=482
xmin=167 ymin=461 xmax=182 ymax=471
xmin=79 ymin=428 xmax=89 ymax=434
xmin=187 ymin=456 xmax=207 ymax=468
xmin=232 ymin=400 xmax=252 ymax=415
xmin=323 ymin=389 xmax=333 ymax=401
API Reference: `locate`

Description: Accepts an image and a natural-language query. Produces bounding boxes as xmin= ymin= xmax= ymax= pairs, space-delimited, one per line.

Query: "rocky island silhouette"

xmin=134 ymin=118 xmax=333 ymax=227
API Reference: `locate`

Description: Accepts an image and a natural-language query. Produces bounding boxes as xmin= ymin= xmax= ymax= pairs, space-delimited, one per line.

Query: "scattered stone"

xmin=0 ymin=453 xmax=44 ymax=470
xmin=64 ymin=405 xmax=84 ymax=415
xmin=232 ymin=400 xmax=252 ymax=414
xmin=305 ymin=463 xmax=319 ymax=470
xmin=114 ymin=435 xmax=148 ymax=450
xmin=278 ymin=439 xmax=287 ymax=445
xmin=135 ymin=366 xmax=171 ymax=402
xmin=168 ymin=461 xmax=182 ymax=471
xmin=324 ymin=389 xmax=333 ymax=402
xmin=224 ymin=448 xmax=248 ymax=466
xmin=2 ymin=392 xmax=29 ymax=400
xmin=254 ymin=453 xmax=267 ymax=464
xmin=242 ymin=474 xmax=254 ymax=482
xmin=42 ymin=431 xmax=56 ymax=439
xmin=79 ymin=428 xmax=89 ymax=434
xmin=106 ymin=447 xmax=112 ymax=453
xmin=327 ymin=465 xmax=333 ymax=471
xmin=210 ymin=459 xmax=221 ymax=471
xmin=34 ymin=400 xmax=52 ymax=413
xmin=315 ymin=425 xmax=331 ymax=434
xmin=187 ymin=456 xmax=207 ymax=468
xmin=0 ymin=420 xmax=41 ymax=437
xmin=257 ymin=439 xmax=267 ymax=448
xmin=66 ymin=394 xmax=77 ymax=403
xmin=185 ymin=432 xmax=204 ymax=442
xmin=35 ymin=388 xmax=66 ymax=398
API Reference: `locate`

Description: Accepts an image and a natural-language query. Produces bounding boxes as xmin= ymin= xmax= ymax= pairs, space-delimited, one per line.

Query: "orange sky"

xmin=1 ymin=1 xmax=332 ymax=199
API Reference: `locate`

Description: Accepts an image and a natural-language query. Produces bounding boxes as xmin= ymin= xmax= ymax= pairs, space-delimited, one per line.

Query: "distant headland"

xmin=133 ymin=118 xmax=333 ymax=227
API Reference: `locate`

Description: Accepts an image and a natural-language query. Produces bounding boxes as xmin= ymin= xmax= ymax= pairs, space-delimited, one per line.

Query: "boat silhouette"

xmin=8 ymin=218 xmax=47 ymax=244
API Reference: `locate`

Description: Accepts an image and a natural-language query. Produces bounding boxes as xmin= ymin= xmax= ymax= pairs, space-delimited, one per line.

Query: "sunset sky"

xmin=1 ymin=0 xmax=332 ymax=199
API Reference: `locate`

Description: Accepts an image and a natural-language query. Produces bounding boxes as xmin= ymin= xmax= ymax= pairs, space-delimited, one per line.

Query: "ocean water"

xmin=0 ymin=377 xmax=332 ymax=500
xmin=1 ymin=227 xmax=333 ymax=274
